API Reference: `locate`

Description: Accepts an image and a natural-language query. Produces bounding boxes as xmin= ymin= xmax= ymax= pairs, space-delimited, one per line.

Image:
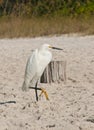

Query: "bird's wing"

xmin=24 ymin=49 xmax=38 ymax=87
xmin=37 ymin=51 xmax=52 ymax=77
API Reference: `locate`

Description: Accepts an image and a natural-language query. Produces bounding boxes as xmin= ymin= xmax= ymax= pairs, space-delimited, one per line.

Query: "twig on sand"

xmin=0 ymin=101 xmax=16 ymax=105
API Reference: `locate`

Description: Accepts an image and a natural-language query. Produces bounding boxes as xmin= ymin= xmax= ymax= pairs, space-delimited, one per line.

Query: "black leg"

xmin=29 ymin=86 xmax=49 ymax=100
xmin=29 ymin=87 xmax=41 ymax=90
xmin=35 ymin=82 xmax=38 ymax=101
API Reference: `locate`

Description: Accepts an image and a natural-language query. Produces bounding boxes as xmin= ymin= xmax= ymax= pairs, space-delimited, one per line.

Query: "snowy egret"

xmin=22 ymin=44 xmax=63 ymax=101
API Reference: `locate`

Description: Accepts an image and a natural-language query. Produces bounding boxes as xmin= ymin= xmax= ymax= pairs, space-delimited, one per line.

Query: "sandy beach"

xmin=0 ymin=35 xmax=94 ymax=130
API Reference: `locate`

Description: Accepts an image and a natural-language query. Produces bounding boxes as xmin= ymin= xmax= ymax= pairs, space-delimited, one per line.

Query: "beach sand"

xmin=0 ymin=35 xmax=94 ymax=130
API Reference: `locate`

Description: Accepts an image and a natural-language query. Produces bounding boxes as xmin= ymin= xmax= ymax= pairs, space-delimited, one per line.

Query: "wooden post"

xmin=40 ymin=60 xmax=66 ymax=83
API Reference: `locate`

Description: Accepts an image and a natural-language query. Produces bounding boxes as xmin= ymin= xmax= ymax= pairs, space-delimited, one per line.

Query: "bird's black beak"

xmin=52 ymin=47 xmax=63 ymax=50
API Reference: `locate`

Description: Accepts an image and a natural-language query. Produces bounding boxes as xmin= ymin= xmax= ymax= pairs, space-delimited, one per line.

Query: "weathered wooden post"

xmin=40 ymin=60 xmax=66 ymax=83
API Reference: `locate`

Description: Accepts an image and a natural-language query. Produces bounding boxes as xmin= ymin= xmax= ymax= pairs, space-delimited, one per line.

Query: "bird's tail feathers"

xmin=22 ymin=81 xmax=28 ymax=91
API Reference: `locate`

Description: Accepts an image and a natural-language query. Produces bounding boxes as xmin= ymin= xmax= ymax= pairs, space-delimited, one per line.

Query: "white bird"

xmin=22 ymin=44 xmax=62 ymax=101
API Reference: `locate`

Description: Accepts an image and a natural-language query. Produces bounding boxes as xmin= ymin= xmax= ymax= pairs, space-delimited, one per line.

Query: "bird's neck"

xmin=39 ymin=48 xmax=47 ymax=52
xmin=38 ymin=48 xmax=50 ymax=56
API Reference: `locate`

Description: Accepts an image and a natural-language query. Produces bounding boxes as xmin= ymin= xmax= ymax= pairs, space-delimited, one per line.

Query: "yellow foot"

xmin=39 ymin=88 xmax=49 ymax=100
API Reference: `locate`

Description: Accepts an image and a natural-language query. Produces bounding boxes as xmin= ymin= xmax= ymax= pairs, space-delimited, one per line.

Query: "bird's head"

xmin=41 ymin=44 xmax=63 ymax=51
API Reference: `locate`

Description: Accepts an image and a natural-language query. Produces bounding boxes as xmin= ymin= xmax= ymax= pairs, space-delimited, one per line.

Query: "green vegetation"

xmin=0 ymin=0 xmax=94 ymax=17
xmin=0 ymin=0 xmax=94 ymax=38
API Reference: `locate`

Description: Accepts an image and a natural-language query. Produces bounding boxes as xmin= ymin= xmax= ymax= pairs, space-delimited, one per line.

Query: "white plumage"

xmin=22 ymin=44 xmax=62 ymax=101
xmin=22 ymin=44 xmax=52 ymax=91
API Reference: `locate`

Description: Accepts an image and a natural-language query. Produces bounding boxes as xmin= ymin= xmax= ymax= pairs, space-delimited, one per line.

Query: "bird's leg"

xmin=35 ymin=82 xmax=38 ymax=101
xmin=39 ymin=88 xmax=49 ymax=100
xmin=29 ymin=86 xmax=49 ymax=100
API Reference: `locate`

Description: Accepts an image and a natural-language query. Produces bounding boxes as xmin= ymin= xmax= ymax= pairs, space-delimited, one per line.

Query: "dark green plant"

xmin=0 ymin=0 xmax=94 ymax=17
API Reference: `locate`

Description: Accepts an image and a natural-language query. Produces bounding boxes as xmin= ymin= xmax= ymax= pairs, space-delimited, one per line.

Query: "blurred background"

xmin=0 ymin=0 xmax=94 ymax=38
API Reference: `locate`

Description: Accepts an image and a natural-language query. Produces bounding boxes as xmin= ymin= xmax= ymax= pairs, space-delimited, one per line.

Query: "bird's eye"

xmin=49 ymin=46 xmax=52 ymax=48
